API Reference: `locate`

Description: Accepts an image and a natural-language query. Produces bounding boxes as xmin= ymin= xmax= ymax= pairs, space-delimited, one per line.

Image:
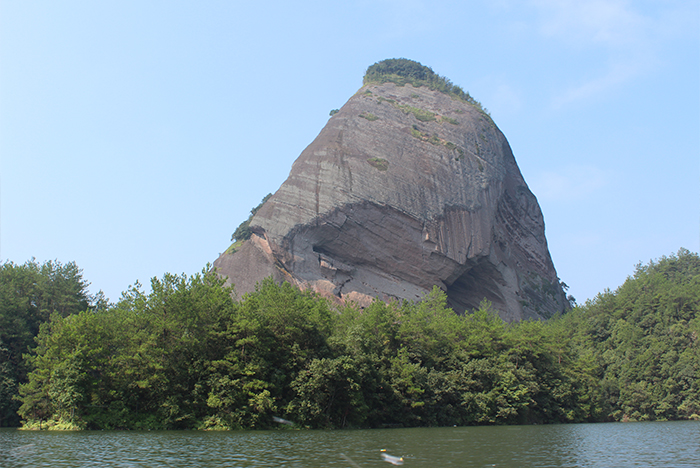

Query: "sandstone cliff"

xmin=214 ymin=61 xmax=568 ymax=321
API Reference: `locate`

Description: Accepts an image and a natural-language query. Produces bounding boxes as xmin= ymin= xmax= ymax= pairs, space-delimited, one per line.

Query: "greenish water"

xmin=1 ymin=421 xmax=698 ymax=467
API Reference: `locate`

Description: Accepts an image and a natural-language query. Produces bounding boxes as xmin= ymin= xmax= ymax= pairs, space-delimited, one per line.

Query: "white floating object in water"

xmin=272 ymin=416 xmax=294 ymax=425
xmin=380 ymin=450 xmax=404 ymax=465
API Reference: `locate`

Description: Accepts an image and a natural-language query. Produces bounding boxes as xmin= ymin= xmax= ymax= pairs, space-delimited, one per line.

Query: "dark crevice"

xmin=445 ymin=260 xmax=506 ymax=315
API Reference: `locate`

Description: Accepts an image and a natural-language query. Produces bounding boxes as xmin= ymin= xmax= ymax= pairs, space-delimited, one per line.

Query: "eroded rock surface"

xmin=214 ymin=81 xmax=568 ymax=321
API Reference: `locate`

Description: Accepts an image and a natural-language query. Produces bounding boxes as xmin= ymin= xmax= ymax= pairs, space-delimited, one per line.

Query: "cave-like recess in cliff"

xmin=445 ymin=260 xmax=507 ymax=315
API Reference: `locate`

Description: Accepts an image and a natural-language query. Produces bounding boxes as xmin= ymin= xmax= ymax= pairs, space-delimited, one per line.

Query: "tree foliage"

xmin=7 ymin=249 xmax=700 ymax=429
xmin=231 ymin=193 xmax=272 ymax=242
xmin=0 ymin=259 xmax=93 ymax=427
xmin=363 ymin=58 xmax=490 ymax=115
xmin=556 ymin=248 xmax=700 ymax=422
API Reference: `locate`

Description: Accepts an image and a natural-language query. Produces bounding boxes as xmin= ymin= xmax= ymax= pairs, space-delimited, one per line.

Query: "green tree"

xmin=15 ymin=249 xmax=699 ymax=430
xmin=231 ymin=194 xmax=272 ymax=242
xmin=288 ymin=355 xmax=368 ymax=428
xmin=0 ymin=259 xmax=93 ymax=427
xmin=18 ymin=268 xmax=238 ymax=430
xmin=554 ymin=248 xmax=700 ymax=422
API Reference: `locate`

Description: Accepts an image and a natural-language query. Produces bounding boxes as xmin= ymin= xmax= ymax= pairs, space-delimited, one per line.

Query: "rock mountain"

xmin=214 ymin=59 xmax=569 ymax=321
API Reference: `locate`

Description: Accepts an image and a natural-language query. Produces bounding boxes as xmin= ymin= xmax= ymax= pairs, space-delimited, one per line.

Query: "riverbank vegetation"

xmin=1 ymin=249 xmax=698 ymax=430
xmin=0 ymin=259 xmax=99 ymax=427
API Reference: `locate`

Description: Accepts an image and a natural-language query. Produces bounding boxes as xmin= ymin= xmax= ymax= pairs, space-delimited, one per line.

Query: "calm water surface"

xmin=1 ymin=421 xmax=698 ymax=467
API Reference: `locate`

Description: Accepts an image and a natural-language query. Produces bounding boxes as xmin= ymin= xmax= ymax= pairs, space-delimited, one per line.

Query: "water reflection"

xmin=0 ymin=421 xmax=698 ymax=467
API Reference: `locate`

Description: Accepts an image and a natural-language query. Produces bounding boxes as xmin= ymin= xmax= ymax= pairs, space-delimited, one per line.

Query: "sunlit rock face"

xmin=214 ymin=80 xmax=568 ymax=321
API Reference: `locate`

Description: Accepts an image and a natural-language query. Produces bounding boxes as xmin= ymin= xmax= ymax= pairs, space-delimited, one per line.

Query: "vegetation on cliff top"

xmin=363 ymin=58 xmax=490 ymax=116
xmin=3 ymin=249 xmax=698 ymax=430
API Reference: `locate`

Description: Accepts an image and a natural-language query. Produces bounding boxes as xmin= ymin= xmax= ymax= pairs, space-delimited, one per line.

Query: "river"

xmin=1 ymin=420 xmax=698 ymax=467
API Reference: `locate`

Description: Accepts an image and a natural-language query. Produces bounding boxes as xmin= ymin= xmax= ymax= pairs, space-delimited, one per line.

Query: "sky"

xmin=1 ymin=0 xmax=698 ymax=305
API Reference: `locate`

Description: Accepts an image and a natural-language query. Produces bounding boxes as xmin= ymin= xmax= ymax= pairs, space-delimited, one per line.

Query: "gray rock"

xmin=214 ymin=82 xmax=568 ymax=321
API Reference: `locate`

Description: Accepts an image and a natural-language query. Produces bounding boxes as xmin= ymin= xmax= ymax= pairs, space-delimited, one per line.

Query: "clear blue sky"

xmin=1 ymin=1 xmax=698 ymax=305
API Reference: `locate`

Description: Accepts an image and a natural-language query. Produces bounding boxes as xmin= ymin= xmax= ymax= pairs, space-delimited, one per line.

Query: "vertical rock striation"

xmin=214 ymin=60 xmax=568 ymax=321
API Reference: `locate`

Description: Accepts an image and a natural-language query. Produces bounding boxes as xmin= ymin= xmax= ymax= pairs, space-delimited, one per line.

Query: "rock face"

xmin=214 ymin=72 xmax=568 ymax=321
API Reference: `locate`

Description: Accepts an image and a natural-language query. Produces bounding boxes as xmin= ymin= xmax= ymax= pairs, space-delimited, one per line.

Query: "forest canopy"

xmin=0 ymin=259 xmax=99 ymax=427
xmin=1 ymin=249 xmax=698 ymax=430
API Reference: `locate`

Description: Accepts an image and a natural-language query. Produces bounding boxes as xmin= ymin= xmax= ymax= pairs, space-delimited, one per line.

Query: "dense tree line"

xmin=0 ymin=259 xmax=97 ymax=426
xmin=554 ymin=248 xmax=700 ymax=422
xmin=2 ymin=249 xmax=698 ymax=429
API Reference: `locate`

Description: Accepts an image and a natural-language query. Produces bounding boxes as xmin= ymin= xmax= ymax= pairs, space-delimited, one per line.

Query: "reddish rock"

xmin=214 ymin=81 xmax=568 ymax=321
